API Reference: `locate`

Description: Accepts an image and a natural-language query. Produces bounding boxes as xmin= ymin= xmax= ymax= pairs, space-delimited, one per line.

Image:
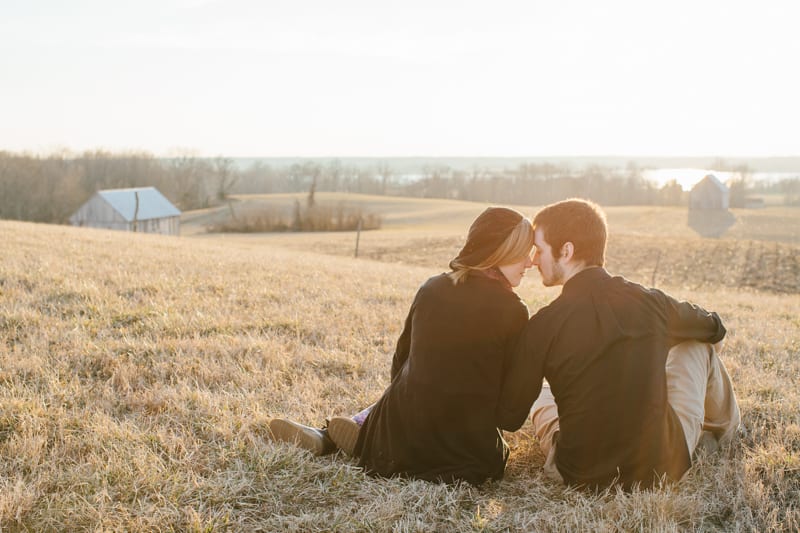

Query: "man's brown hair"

xmin=533 ymin=198 xmax=607 ymax=266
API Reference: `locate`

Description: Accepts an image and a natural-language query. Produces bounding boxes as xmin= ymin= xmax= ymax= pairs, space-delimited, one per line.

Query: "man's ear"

xmin=560 ymin=242 xmax=574 ymax=260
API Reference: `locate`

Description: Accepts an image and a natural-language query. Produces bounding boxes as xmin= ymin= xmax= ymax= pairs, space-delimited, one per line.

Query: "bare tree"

xmin=377 ymin=161 xmax=392 ymax=195
xmin=168 ymin=153 xmax=205 ymax=210
xmin=212 ymin=156 xmax=238 ymax=201
xmin=325 ymin=159 xmax=343 ymax=191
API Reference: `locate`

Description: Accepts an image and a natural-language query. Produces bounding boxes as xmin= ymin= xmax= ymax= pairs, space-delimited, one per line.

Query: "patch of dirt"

xmin=604 ymin=235 xmax=799 ymax=294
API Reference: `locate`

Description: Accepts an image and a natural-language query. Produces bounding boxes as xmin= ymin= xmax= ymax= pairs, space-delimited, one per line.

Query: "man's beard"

xmin=541 ymin=261 xmax=565 ymax=287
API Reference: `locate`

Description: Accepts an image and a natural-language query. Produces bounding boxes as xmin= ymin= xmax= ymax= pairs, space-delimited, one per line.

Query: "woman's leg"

xmin=328 ymin=404 xmax=374 ymax=455
xmin=351 ymin=405 xmax=373 ymax=426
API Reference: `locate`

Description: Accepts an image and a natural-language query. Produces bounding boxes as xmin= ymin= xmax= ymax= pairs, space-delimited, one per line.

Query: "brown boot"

xmin=269 ymin=418 xmax=336 ymax=456
xmin=327 ymin=416 xmax=361 ymax=456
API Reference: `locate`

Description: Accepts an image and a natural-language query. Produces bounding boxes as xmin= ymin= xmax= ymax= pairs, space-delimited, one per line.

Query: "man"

xmin=497 ymin=199 xmax=740 ymax=490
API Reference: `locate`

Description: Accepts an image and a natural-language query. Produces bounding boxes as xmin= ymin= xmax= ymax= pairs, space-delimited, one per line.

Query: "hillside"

xmin=1 ymin=219 xmax=798 ymax=530
xmin=184 ymin=194 xmax=800 ymax=294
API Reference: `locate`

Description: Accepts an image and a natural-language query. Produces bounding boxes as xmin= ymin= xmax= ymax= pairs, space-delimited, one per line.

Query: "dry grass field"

xmin=188 ymin=194 xmax=800 ymax=294
xmin=1 ymin=195 xmax=799 ymax=531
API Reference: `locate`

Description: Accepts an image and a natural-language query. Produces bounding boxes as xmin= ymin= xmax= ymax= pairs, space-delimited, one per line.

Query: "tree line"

xmin=233 ymin=159 xmax=678 ymax=206
xmin=0 ymin=150 xmax=237 ymax=223
xmin=1 ymin=150 xmax=797 ymax=225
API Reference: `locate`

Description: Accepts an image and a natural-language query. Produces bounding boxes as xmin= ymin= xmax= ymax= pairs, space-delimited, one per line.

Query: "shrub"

xmin=209 ymin=201 xmax=381 ymax=233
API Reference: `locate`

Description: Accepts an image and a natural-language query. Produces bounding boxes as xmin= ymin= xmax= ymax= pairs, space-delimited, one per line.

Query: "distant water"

xmin=642 ymin=168 xmax=800 ymax=191
xmin=230 ymin=157 xmax=800 ymax=191
xmin=394 ymin=169 xmax=800 ymax=190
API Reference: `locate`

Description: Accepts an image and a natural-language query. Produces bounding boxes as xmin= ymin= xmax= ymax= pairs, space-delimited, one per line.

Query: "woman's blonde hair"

xmin=449 ymin=217 xmax=534 ymax=284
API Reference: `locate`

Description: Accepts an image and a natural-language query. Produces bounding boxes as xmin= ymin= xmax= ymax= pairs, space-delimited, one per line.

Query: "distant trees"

xmin=658 ymin=180 xmax=684 ymax=206
xmin=401 ymin=162 xmax=662 ymax=207
xmin=0 ymin=150 xmax=240 ymax=224
xmin=230 ymin=160 xmax=796 ymax=208
xmin=711 ymin=159 xmax=753 ymax=208
xmin=2 ymin=150 xmax=798 ymax=226
xmin=750 ymin=174 xmax=800 ymax=206
xmin=0 ymin=151 xmax=86 ymax=223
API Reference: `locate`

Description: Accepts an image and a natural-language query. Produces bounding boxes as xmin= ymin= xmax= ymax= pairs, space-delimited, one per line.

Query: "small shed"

xmin=69 ymin=187 xmax=181 ymax=235
xmin=689 ymin=174 xmax=729 ymax=210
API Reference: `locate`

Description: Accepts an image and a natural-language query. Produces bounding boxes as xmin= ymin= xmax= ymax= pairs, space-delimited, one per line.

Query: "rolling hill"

xmin=1 ymin=204 xmax=798 ymax=530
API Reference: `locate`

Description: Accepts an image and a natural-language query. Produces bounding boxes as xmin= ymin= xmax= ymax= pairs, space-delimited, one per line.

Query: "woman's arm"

xmin=390 ymin=291 xmax=419 ymax=381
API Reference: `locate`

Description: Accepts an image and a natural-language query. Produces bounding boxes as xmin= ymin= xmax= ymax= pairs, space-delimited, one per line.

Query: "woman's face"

xmin=498 ymin=252 xmax=535 ymax=288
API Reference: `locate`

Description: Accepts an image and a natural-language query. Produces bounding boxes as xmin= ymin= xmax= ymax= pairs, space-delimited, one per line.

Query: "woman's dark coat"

xmin=353 ymin=272 xmax=529 ymax=485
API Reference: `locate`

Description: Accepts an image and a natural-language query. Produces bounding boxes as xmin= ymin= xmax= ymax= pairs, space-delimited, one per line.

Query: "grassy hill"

xmin=1 ymin=202 xmax=799 ymax=530
xmin=185 ymin=194 xmax=800 ymax=294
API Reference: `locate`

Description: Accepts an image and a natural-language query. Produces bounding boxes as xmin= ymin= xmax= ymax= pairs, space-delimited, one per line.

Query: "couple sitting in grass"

xmin=270 ymin=199 xmax=741 ymax=490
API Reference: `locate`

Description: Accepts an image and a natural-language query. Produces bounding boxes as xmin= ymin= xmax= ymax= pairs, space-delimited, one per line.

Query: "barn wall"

xmin=132 ymin=216 xmax=180 ymax=236
xmin=689 ymin=182 xmax=729 ymax=210
xmin=70 ymin=196 xmax=128 ymax=229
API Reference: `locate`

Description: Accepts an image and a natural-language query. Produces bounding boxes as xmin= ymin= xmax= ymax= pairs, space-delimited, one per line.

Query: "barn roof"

xmin=692 ymin=174 xmax=728 ymax=193
xmin=98 ymin=187 xmax=181 ymax=221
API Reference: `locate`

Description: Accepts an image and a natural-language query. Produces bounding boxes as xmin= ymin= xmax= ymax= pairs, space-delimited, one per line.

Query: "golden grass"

xmin=2 ymin=203 xmax=799 ymax=531
xmin=188 ymin=196 xmax=800 ymax=294
xmin=181 ymin=193 xmax=496 ymax=236
xmin=185 ymin=193 xmax=800 ymax=243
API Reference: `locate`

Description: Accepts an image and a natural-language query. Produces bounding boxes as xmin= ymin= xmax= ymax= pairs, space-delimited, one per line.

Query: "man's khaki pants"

xmin=530 ymin=341 xmax=741 ymax=483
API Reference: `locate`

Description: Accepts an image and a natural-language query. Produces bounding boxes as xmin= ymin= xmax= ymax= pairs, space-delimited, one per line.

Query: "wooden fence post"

xmin=355 ymin=216 xmax=363 ymax=258
xmin=651 ymin=250 xmax=661 ymax=287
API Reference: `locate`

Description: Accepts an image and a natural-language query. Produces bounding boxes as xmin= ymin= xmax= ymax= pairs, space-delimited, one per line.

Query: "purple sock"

xmin=351 ymin=404 xmax=374 ymax=426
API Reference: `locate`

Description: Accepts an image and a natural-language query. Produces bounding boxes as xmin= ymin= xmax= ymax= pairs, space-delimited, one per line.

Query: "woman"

xmin=270 ymin=206 xmax=534 ymax=485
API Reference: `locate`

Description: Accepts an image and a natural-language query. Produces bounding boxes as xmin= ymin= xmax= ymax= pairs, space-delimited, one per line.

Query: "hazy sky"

xmin=2 ymin=0 xmax=799 ymax=157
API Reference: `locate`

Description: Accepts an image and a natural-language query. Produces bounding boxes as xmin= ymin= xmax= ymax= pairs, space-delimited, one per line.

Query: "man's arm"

xmin=496 ymin=319 xmax=546 ymax=431
xmin=658 ymin=289 xmax=726 ymax=345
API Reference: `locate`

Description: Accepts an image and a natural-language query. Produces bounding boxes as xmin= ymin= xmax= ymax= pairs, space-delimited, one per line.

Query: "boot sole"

xmin=327 ymin=416 xmax=360 ymax=456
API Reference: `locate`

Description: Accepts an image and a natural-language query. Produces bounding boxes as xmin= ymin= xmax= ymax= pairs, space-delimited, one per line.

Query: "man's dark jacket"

xmin=498 ymin=267 xmax=726 ymax=489
xmin=354 ymin=272 xmax=529 ymax=485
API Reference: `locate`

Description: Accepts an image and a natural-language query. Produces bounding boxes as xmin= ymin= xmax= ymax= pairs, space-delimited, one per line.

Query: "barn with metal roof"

xmin=689 ymin=174 xmax=730 ymax=210
xmin=69 ymin=187 xmax=181 ymax=235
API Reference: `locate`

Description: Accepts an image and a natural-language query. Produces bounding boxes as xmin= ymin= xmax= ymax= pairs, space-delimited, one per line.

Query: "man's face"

xmin=533 ymin=227 xmax=566 ymax=287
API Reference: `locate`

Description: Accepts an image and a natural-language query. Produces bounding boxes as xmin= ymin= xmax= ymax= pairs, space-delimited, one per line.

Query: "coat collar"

xmin=561 ymin=266 xmax=610 ymax=297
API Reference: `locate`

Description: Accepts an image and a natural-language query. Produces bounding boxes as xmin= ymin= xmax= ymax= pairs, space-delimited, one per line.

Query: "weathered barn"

xmin=689 ymin=174 xmax=729 ymax=210
xmin=69 ymin=187 xmax=181 ymax=235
